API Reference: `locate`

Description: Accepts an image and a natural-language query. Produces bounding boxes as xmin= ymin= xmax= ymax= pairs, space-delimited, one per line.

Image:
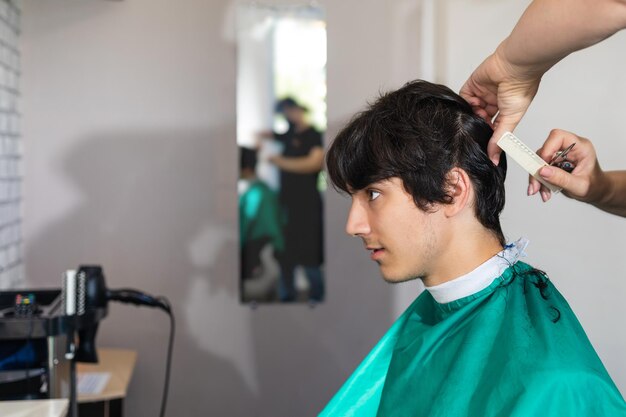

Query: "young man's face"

xmin=346 ymin=177 xmax=448 ymax=283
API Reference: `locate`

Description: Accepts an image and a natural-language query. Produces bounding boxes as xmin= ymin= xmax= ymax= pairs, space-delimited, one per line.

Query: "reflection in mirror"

xmin=237 ymin=4 xmax=326 ymax=304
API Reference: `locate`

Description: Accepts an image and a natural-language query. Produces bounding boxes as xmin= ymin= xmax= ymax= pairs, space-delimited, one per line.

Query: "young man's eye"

xmin=368 ymin=190 xmax=381 ymax=201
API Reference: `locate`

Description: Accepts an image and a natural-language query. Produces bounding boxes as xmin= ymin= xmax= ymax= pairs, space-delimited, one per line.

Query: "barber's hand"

xmin=256 ymin=130 xmax=274 ymax=141
xmin=460 ymin=49 xmax=542 ymax=165
xmin=528 ymin=129 xmax=609 ymax=204
xmin=267 ymin=154 xmax=281 ymax=165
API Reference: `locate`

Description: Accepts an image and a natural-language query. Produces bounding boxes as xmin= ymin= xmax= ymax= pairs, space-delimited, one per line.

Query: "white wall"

xmin=0 ymin=0 xmax=23 ymax=289
xmin=21 ymin=0 xmax=421 ymax=415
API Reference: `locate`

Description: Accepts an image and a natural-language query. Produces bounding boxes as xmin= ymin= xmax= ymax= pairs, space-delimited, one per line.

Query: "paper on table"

xmin=77 ymin=372 xmax=111 ymax=395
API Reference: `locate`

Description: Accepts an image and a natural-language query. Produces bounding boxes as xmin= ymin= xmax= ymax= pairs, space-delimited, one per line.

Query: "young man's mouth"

xmin=367 ymin=247 xmax=385 ymax=261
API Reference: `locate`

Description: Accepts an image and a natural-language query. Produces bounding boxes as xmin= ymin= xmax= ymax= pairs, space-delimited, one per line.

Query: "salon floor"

xmin=242 ymin=251 xmax=321 ymax=306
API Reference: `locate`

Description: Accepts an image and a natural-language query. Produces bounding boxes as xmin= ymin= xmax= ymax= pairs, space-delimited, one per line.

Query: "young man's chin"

xmin=379 ymin=269 xmax=421 ymax=284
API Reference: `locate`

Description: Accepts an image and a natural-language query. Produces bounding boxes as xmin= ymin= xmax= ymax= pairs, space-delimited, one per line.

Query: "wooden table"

xmin=77 ymin=349 xmax=137 ymax=417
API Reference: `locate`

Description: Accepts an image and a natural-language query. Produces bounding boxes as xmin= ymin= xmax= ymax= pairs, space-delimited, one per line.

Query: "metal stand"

xmin=69 ymin=358 xmax=78 ymax=417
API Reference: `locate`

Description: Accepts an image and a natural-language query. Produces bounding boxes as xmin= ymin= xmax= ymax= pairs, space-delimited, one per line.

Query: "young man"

xmin=238 ymin=147 xmax=283 ymax=293
xmin=320 ymin=80 xmax=626 ymax=416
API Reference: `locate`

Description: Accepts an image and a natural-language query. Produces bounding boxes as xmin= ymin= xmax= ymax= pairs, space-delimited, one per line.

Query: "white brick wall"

xmin=0 ymin=0 xmax=21 ymax=289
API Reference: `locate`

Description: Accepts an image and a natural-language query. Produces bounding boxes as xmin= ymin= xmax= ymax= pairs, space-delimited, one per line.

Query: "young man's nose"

xmin=345 ymin=201 xmax=370 ymax=236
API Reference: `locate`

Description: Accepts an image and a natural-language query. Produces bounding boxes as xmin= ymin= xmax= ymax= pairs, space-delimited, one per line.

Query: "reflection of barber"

xmin=259 ymin=98 xmax=325 ymax=302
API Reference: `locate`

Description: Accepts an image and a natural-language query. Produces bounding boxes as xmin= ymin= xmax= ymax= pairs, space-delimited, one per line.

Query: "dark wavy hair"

xmin=326 ymin=80 xmax=508 ymax=246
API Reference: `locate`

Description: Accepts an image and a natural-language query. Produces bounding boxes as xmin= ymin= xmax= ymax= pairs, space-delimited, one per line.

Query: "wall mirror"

xmin=237 ymin=3 xmax=327 ymax=304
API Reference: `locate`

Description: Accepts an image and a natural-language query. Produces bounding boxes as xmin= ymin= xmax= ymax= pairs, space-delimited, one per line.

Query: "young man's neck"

xmin=423 ymin=226 xmax=504 ymax=287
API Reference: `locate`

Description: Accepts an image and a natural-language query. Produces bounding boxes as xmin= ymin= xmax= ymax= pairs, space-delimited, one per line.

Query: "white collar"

xmin=425 ymin=238 xmax=529 ymax=304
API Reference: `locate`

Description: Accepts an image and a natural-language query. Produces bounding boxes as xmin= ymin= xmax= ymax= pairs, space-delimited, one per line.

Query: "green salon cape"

xmin=239 ymin=180 xmax=284 ymax=252
xmin=320 ymin=262 xmax=626 ymax=416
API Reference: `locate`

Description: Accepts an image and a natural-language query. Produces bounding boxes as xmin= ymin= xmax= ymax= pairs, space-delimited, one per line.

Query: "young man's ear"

xmin=443 ymin=168 xmax=472 ymax=217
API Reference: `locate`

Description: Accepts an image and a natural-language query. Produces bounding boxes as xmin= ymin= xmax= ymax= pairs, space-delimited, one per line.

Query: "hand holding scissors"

xmin=528 ymin=129 xmax=611 ymax=204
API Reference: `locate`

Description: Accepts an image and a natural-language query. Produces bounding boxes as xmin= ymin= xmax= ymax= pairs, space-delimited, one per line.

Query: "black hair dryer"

xmin=63 ymin=265 xmax=170 ymax=363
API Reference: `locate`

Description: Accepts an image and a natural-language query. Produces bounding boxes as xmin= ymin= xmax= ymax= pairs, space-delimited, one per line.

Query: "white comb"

xmin=497 ymin=132 xmax=561 ymax=193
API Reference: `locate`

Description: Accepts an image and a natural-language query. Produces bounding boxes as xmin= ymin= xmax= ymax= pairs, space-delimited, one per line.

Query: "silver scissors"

xmin=548 ymin=143 xmax=576 ymax=173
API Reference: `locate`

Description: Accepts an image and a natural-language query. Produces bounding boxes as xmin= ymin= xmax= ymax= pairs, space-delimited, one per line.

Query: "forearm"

xmin=594 ymin=171 xmax=626 ymax=217
xmin=272 ymin=155 xmax=322 ymax=174
xmin=271 ymin=147 xmax=324 ymax=174
xmin=498 ymin=0 xmax=626 ymax=76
